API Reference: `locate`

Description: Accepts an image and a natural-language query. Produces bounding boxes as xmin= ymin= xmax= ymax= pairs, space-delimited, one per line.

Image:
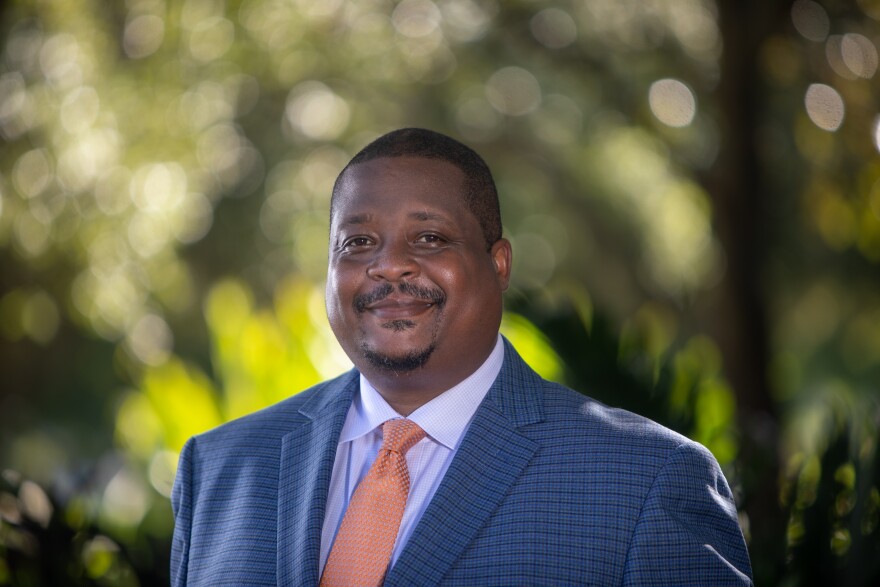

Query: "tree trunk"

xmin=711 ymin=0 xmax=787 ymax=583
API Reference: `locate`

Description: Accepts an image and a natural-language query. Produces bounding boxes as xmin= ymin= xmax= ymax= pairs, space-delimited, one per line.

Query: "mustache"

xmin=353 ymin=282 xmax=446 ymax=314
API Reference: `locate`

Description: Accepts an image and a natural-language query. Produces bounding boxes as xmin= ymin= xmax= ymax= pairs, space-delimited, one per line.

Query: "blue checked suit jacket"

xmin=171 ymin=339 xmax=753 ymax=586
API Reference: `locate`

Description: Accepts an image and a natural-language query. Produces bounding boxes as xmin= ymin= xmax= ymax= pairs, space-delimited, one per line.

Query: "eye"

xmin=415 ymin=233 xmax=446 ymax=245
xmin=341 ymin=236 xmax=373 ymax=250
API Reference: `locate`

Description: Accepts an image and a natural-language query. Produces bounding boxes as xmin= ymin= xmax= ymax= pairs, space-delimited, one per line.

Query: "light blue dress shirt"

xmin=318 ymin=334 xmax=505 ymax=573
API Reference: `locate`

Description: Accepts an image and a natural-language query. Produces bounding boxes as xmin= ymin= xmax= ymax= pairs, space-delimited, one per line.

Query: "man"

xmin=171 ymin=128 xmax=753 ymax=586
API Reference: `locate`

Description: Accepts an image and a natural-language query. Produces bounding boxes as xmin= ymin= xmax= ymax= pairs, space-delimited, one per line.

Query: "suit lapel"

xmin=385 ymin=340 xmax=544 ymax=586
xmin=277 ymin=371 xmax=358 ymax=586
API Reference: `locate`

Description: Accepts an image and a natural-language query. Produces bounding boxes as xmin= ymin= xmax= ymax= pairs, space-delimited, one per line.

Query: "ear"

xmin=490 ymin=238 xmax=512 ymax=291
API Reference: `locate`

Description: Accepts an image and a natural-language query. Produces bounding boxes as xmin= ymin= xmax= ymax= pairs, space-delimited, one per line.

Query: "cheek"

xmin=325 ymin=272 xmax=349 ymax=320
xmin=437 ymin=265 xmax=488 ymax=308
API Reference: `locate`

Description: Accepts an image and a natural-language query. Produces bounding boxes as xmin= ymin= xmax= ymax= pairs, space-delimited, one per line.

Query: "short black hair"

xmin=331 ymin=128 xmax=502 ymax=248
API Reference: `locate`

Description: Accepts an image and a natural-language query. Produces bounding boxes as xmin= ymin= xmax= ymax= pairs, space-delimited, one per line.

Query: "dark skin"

xmin=326 ymin=156 xmax=512 ymax=416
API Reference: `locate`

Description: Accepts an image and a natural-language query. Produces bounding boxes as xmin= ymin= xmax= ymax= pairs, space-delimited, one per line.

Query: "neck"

xmin=360 ymin=336 xmax=500 ymax=416
xmin=363 ymin=370 xmax=460 ymax=416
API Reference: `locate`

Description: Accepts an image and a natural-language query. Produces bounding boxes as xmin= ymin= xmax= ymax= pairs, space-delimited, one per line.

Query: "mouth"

xmin=365 ymin=296 xmax=436 ymax=319
xmin=354 ymin=282 xmax=446 ymax=318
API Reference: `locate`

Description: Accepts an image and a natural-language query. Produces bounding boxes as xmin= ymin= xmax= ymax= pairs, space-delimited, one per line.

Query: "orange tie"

xmin=320 ymin=419 xmax=426 ymax=587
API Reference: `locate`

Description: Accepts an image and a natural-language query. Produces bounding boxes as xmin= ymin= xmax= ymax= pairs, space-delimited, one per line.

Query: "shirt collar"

xmin=339 ymin=334 xmax=505 ymax=450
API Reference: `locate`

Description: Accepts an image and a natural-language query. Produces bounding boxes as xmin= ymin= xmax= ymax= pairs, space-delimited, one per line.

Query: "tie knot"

xmin=381 ymin=419 xmax=425 ymax=455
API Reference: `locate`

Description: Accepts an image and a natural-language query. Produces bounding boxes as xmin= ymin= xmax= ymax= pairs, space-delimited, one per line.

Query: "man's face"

xmin=326 ymin=156 xmax=511 ymax=393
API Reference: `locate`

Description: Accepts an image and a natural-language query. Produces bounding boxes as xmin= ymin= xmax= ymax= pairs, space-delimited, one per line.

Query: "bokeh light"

xmin=804 ymin=83 xmax=845 ymax=131
xmin=126 ymin=313 xmax=174 ymax=366
xmin=530 ymin=8 xmax=577 ymax=49
xmin=486 ymin=66 xmax=542 ymax=116
xmin=791 ymin=0 xmax=831 ymax=42
xmin=123 ymin=14 xmax=165 ymax=59
xmin=392 ymin=0 xmax=442 ymax=38
xmin=649 ymin=78 xmax=697 ymax=128
xmin=440 ymin=0 xmax=492 ymax=42
xmin=873 ymin=115 xmax=880 ymax=152
xmin=858 ymin=0 xmax=880 ymax=21
xmin=840 ymin=33 xmax=878 ymax=78
xmin=285 ymin=81 xmax=351 ymax=140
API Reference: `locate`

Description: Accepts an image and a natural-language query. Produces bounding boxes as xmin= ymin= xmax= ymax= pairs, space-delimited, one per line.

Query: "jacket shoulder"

xmin=551 ymin=380 xmax=689 ymax=443
xmin=192 ymin=369 xmax=357 ymax=448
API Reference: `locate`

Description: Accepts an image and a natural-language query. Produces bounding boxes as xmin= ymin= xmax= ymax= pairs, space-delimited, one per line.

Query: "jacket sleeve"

xmin=170 ymin=437 xmax=195 ymax=587
xmin=622 ymin=441 xmax=753 ymax=586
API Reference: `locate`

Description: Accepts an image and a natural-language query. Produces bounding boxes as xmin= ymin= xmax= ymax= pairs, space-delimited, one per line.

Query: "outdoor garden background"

xmin=2 ymin=0 xmax=880 ymax=585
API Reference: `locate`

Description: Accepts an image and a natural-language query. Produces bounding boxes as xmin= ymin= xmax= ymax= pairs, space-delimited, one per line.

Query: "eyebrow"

xmin=339 ymin=213 xmax=372 ymax=226
xmin=339 ymin=210 xmax=452 ymax=226
xmin=410 ymin=210 xmax=451 ymax=223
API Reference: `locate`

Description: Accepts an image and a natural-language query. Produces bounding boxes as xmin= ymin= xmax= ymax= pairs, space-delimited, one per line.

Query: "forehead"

xmin=332 ymin=156 xmax=468 ymax=220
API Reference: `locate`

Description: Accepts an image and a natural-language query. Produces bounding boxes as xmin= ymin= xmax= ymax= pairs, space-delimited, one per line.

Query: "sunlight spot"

xmin=858 ymin=0 xmax=880 ymax=21
xmin=148 ymin=450 xmax=178 ymax=498
xmin=13 ymin=212 xmax=49 ymax=257
xmin=127 ymin=313 xmax=173 ymax=366
xmin=12 ymin=149 xmax=52 ymax=198
xmin=873 ymin=115 xmax=880 ymax=153
xmin=530 ymin=8 xmax=577 ymax=49
xmin=173 ymin=192 xmax=214 ymax=244
xmin=840 ymin=33 xmax=878 ymax=78
xmin=442 ymin=0 xmax=492 ymax=42
xmin=486 ymin=67 xmax=541 ymax=116
xmin=0 ymin=73 xmax=27 ymax=128
xmin=805 ymin=83 xmax=845 ymax=131
xmin=791 ymin=0 xmax=830 ymax=42
xmin=649 ymin=78 xmax=696 ymax=127
xmin=128 ymin=213 xmax=169 ymax=258
xmin=826 ymin=36 xmax=858 ymax=80
xmin=81 ymin=536 xmax=119 ymax=580
xmin=670 ymin=3 xmax=719 ymax=57
xmin=285 ymin=82 xmax=350 ymax=140
xmin=188 ymin=17 xmax=234 ymax=63
xmin=130 ymin=163 xmax=187 ymax=212
xmin=57 ymin=128 xmax=122 ymax=192
xmin=101 ymin=467 xmax=149 ymax=527
xmin=124 ymin=14 xmax=165 ymax=59
xmin=19 ymin=481 xmax=52 ymax=528
xmin=39 ymin=33 xmax=82 ymax=87
xmin=197 ymin=123 xmax=243 ymax=175
xmin=392 ymin=0 xmax=442 ymax=38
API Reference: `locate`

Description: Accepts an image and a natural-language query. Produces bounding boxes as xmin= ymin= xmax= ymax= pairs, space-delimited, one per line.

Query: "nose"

xmin=365 ymin=240 xmax=420 ymax=282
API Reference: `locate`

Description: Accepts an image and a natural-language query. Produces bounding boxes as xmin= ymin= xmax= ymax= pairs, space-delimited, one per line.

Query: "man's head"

xmin=331 ymin=128 xmax=502 ymax=249
xmin=326 ymin=129 xmax=512 ymax=403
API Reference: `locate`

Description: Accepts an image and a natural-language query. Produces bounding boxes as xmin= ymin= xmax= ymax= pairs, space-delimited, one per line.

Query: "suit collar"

xmin=483 ymin=336 xmax=545 ymax=428
xmin=295 ymin=369 xmax=359 ymax=420
xmin=277 ymin=370 xmax=358 ymax=586
xmin=276 ymin=341 xmax=547 ymax=585
xmin=385 ymin=341 xmax=545 ymax=585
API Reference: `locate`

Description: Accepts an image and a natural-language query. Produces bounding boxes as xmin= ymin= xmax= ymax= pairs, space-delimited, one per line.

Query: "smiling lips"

xmin=353 ymin=282 xmax=447 ymax=318
xmin=365 ymin=296 xmax=436 ymax=319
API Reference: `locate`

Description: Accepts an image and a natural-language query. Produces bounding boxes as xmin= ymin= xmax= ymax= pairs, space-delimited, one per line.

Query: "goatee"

xmin=362 ymin=343 xmax=435 ymax=374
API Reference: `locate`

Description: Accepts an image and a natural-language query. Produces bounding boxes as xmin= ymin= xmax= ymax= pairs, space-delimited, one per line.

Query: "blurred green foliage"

xmin=1 ymin=0 xmax=880 ymax=584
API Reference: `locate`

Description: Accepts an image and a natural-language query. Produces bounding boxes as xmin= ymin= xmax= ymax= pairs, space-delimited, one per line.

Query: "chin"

xmin=360 ymin=342 xmax=435 ymax=374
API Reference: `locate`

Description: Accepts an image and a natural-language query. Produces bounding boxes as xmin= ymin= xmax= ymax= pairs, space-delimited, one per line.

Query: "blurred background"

xmin=1 ymin=0 xmax=878 ymax=584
